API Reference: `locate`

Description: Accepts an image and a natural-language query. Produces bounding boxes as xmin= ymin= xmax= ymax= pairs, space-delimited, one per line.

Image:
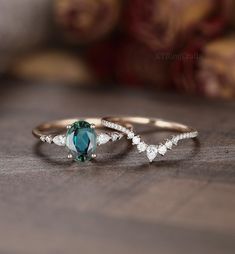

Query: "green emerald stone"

xmin=66 ymin=121 xmax=97 ymax=162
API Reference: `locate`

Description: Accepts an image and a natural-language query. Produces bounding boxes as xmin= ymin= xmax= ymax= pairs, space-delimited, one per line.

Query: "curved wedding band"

xmin=102 ymin=116 xmax=198 ymax=162
xmin=32 ymin=118 xmax=132 ymax=162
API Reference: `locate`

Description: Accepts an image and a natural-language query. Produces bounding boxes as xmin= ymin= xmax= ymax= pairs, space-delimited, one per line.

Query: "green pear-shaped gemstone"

xmin=66 ymin=121 xmax=97 ymax=162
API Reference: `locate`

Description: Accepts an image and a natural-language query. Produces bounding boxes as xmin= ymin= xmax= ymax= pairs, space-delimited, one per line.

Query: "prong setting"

xmin=67 ymin=154 xmax=73 ymax=159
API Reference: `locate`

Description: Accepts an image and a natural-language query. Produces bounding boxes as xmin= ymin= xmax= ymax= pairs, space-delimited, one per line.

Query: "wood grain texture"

xmin=0 ymin=81 xmax=234 ymax=254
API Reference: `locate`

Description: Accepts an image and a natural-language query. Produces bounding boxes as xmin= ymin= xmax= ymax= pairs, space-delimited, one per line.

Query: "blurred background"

xmin=0 ymin=0 xmax=235 ymax=99
xmin=0 ymin=2 xmax=235 ymax=254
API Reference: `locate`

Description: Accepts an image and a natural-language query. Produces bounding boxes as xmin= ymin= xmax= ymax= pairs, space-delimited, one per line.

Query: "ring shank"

xmin=102 ymin=116 xmax=196 ymax=133
xmin=32 ymin=118 xmax=133 ymax=139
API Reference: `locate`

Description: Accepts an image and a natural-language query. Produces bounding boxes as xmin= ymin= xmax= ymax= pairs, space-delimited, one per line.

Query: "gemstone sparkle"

xmin=146 ymin=145 xmax=158 ymax=162
xmin=66 ymin=121 xmax=97 ymax=162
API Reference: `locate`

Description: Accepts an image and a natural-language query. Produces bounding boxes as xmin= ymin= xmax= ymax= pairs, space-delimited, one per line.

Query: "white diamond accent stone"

xmin=53 ymin=135 xmax=66 ymax=146
xmin=116 ymin=125 xmax=122 ymax=131
xmin=97 ymin=133 xmax=111 ymax=145
xmin=146 ymin=145 xmax=158 ymax=162
xmin=101 ymin=120 xmax=199 ymax=163
xmin=127 ymin=132 xmax=135 ymax=139
xmin=158 ymin=144 xmax=167 ymax=155
xmin=111 ymin=132 xmax=120 ymax=141
xmin=132 ymin=136 xmax=141 ymax=145
xmin=40 ymin=136 xmax=46 ymax=142
xmin=45 ymin=136 xmax=52 ymax=143
xmin=165 ymin=140 xmax=173 ymax=150
xmin=121 ymin=127 xmax=127 ymax=133
xmin=172 ymin=136 xmax=178 ymax=145
xmin=137 ymin=142 xmax=147 ymax=153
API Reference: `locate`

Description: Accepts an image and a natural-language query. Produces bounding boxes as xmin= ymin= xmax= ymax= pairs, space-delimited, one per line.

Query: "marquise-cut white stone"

xmin=53 ymin=135 xmax=66 ymax=146
xmin=137 ymin=142 xmax=147 ymax=153
xmin=158 ymin=144 xmax=167 ymax=155
xmin=146 ymin=145 xmax=158 ymax=162
xmin=97 ymin=133 xmax=111 ymax=145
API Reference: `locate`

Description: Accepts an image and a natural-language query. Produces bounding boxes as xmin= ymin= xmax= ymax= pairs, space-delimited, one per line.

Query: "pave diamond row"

xmin=102 ymin=120 xmax=198 ymax=162
xmin=40 ymin=132 xmax=124 ymax=147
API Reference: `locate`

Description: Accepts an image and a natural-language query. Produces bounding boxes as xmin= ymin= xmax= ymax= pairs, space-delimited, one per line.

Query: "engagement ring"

xmin=32 ymin=118 xmax=132 ymax=162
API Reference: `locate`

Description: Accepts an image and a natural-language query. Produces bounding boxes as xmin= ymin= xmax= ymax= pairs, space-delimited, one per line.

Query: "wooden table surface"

xmin=0 ymin=81 xmax=234 ymax=254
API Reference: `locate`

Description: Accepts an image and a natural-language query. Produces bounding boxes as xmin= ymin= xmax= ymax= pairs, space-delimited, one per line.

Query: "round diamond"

xmin=66 ymin=121 xmax=97 ymax=162
xmin=127 ymin=132 xmax=135 ymax=139
xmin=132 ymin=136 xmax=141 ymax=145
xmin=137 ymin=142 xmax=147 ymax=153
